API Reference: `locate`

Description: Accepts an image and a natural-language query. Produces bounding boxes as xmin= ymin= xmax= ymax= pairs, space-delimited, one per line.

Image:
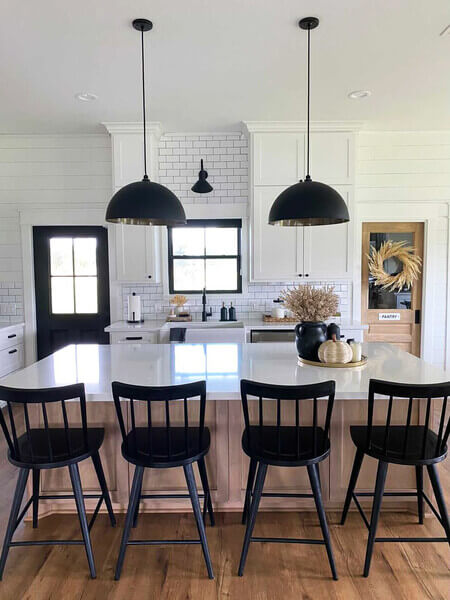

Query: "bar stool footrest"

xmin=127 ymin=539 xmax=201 ymax=546
xmin=250 ymin=536 xmax=325 ymax=545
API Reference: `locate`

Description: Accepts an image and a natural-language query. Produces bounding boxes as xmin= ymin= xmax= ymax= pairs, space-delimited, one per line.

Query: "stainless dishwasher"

xmin=250 ymin=329 xmax=296 ymax=343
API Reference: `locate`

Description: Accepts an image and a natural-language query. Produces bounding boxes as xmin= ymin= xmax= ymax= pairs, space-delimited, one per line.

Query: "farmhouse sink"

xmin=160 ymin=321 xmax=245 ymax=343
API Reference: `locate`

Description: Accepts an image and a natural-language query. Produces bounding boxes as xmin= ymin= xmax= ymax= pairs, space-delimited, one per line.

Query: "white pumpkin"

xmin=318 ymin=338 xmax=353 ymax=364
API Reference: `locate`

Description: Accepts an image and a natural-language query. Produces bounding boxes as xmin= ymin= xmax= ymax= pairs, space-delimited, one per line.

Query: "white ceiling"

xmin=1 ymin=0 xmax=449 ymax=134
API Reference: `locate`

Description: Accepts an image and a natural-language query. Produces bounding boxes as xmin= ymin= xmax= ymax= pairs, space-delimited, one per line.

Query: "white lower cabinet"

xmin=251 ymin=185 xmax=351 ymax=281
xmin=0 ymin=324 xmax=25 ymax=380
xmin=115 ymin=223 xmax=161 ymax=282
xmin=110 ymin=332 xmax=159 ymax=345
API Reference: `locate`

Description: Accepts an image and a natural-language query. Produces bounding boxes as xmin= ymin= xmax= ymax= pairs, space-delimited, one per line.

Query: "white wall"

xmin=355 ymin=131 xmax=450 ymax=367
xmin=0 ymin=134 xmax=111 ymax=323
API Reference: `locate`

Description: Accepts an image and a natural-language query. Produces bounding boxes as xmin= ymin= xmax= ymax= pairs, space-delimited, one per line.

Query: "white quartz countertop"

xmin=0 ymin=322 xmax=24 ymax=331
xmin=1 ymin=342 xmax=447 ymax=401
xmin=105 ymin=319 xmax=367 ymax=333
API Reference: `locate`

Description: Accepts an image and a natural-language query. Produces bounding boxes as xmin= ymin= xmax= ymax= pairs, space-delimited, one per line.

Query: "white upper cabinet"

xmin=303 ymin=187 xmax=352 ymax=278
xmin=103 ymin=123 xmax=163 ymax=283
xmin=309 ymin=132 xmax=353 ymax=184
xmin=115 ymin=224 xmax=160 ymax=282
xmin=253 ymin=133 xmax=305 ymax=185
xmin=252 ymin=187 xmax=303 ymax=280
xmin=246 ymin=125 xmax=356 ymax=282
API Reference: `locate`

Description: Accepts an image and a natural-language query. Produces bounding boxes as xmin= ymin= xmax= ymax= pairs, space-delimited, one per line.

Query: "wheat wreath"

xmin=367 ymin=240 xmax=422 ymax=292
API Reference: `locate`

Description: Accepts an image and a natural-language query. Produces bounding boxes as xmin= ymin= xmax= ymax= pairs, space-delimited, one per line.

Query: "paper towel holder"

xmin=127 ymin=292 xmax=144 ymax=323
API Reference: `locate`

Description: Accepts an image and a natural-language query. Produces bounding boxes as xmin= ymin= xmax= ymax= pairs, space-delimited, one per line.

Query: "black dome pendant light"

xmin=105 ymin=19 xmax=186 ymax=226
xmin=268 ymin=17 xmax=350 ymax=227
xmin=191 ymin=159 xmax=213 ymax=194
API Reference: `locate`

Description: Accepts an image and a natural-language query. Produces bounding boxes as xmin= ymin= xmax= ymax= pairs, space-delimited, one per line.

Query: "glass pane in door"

xmin=368 ymin=232 xmax=413 ymax=310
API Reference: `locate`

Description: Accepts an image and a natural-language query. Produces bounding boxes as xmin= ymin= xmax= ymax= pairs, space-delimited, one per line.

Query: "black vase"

xmin=295 ymin=321 xmax=327 ymax=361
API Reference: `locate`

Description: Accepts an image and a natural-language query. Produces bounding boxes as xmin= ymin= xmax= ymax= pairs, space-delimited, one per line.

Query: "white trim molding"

xmin=102 ymin=121 xmax=162 ymax=138
xmin=242 ymin=120 xmax=365 ymax=134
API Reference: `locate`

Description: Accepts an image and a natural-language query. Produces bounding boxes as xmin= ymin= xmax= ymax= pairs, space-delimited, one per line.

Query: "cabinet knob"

xmin=305 ymin=273 xmax=309 ymax=277
xmin=298 ymin=274 xmax=303 ymax=277
xmin=148 ymin=275 xmax=152 ymax=279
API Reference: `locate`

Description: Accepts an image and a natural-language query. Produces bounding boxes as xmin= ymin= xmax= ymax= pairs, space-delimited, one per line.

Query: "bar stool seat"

xmin=350 ymin=424 xmax=447 ymax=466
xmin=242 ymin=426 xmax=330 ymax=466
xmin=121 ymin=426 xmax=210 ymax=468
xmin=9 ymin=427 xmax=105 ymax=469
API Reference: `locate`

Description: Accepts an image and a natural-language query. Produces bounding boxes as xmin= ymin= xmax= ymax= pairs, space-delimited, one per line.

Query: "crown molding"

xmin=101 ymin=121 xmax=162 ymax=137
xmin=241 ymin=120 xmax=365 ymax=134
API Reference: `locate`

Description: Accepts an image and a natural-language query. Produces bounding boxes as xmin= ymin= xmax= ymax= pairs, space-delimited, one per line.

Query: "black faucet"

xmin=202 ymin=288 xmax=212 ymax=322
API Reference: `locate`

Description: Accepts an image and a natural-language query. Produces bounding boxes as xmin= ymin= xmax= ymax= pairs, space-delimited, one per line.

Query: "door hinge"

xmin=415 ymin=309 xmax=421 ymax=324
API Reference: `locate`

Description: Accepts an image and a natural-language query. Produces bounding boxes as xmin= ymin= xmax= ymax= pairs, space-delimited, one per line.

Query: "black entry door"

xmin=33 ymin=226 xmax=111 ymax=359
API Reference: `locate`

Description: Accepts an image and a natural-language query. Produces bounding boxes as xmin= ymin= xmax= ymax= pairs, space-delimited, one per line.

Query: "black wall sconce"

xmin=191 ymin=159 xmax=213 ymax=194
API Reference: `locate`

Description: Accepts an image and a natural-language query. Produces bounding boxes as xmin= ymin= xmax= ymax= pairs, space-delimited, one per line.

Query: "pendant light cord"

xmin=306 ymin=26 xmax=311 ymax=180
xmin=140 ymin=27 xmax=148 ymax=180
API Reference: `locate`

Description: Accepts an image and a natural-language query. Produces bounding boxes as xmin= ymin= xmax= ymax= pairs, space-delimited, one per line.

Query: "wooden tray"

xmin=263 ymin=314 xmax=298 ymax=323
xmin=298 ymin=355 xmax=367 ymax=368
xmin=166 ymin=315 xmax=192 ymax=322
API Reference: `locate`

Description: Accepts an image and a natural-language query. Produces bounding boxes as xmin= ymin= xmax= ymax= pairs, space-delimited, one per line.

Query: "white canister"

xmin=272 ymin=306 xmax=286 ymax=319
xmin=349 ymin=341 xmax=362 ymax=362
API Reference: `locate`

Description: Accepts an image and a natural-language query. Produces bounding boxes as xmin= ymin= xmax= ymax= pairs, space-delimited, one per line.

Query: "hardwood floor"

xmin=0 ymin=417 xmax=448 ymax=599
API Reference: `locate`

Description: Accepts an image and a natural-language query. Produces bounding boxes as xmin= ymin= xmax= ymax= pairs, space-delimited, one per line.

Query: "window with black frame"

xmin=168 ymin=219 xmax=242 ymax=294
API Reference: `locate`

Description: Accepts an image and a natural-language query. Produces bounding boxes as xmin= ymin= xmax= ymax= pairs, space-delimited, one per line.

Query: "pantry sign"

xmin=378 ymin=312 xmax=401 ymax=321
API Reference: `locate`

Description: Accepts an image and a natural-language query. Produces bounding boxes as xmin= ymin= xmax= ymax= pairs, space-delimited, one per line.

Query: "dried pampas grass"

xmin=368 ymin=241 xmax=421 ymax=292
xmin=280 ymin=284 xmax=339 ymax=322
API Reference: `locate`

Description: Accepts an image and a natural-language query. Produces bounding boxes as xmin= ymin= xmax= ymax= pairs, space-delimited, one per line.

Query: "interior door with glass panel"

xmin=33 ymin=226 xmax=110 ymax=360
xmin=361 ymin=222 xmax=423 ymax=356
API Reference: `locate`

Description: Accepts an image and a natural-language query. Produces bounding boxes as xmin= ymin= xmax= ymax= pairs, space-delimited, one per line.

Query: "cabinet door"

xmin=115 ymin=223 xmax=160 ymax=282
xmin=253 ymin=133 xmax=304 ymax=185
xmin=303 ymin=187 xmax=351 ymax=279
xmin=309 ymin=132 xmax=353 ymax=184
xmin=252 ymin=187 xmax=303 ymax=281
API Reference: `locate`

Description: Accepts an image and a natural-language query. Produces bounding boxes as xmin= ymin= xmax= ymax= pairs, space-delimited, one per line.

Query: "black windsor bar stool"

xmin=111 ymin=380 xmax=215 ymax=580
xmin=238 ymin=379 xmax=338 ymax=580
xmin=0 ymin=383 xmax=116 ymax=580
xmin=340 ymin=379 xmax=450 ymax=576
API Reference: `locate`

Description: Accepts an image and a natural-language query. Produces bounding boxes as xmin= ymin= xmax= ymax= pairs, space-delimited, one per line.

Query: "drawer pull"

xmin=8 ymin=349 xmax=17 ymax=354
xmin=126 ymin=336 xmax=143 ymax=341
xmin=7 ymin=334 xmax=16 ymax=339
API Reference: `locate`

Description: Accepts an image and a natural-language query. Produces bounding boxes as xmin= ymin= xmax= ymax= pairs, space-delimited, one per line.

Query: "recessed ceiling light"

xmin=348 ymin=90 xmax=372 ymax=99
xmin=75 ymin=92 xmax=98 ymax=102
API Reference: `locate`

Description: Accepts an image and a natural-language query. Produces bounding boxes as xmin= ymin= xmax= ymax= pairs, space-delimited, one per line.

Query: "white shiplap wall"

xmin=0 ymin=135 xmax=111 ymax=323
xmin=356 ymin=131 xmax=450 ymax=368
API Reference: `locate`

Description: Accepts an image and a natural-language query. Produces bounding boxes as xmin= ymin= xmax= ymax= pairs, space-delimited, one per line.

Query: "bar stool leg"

xmin=308 ymin=463 xmax=338 ymax=581
xmin=91 ymin=451 xmax=116 ymax=527
xmin=32 ymin=469 xmax=40 ymax=528
xmin=427 ymin=463 xmax=450 ymax=545
xmin=415 ymin=466 xmax=424 ymax=525
xmin=0 ymin=467 xmax=29 ymax=580
xmin=340 ymin=448 xmax=364 ymax=525
xmin=197 ymin=457 xmax=215 ymax=526
xmin=115 ymin=465 xmax=144 ymax=580
xmin=69 ymin=463 xmax=96 ymax=579
xmin=238 ymin=462 xmax=267 ymax=576
xmin=242 ymin=458 xmax=257 ymax=525
xmin=184 ymin=463 xmax=214 ymax=579
xmin=363 ymin=460 xmax=388 ymax=577
xmin=132 ymin=477 xmax=143 ymax=529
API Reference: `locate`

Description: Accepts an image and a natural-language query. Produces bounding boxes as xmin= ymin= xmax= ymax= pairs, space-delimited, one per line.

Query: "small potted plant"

xmin=280 ymin=284 xmax=339 ymax=361
xmin=170 ymin=294 xmax=188 ymax=316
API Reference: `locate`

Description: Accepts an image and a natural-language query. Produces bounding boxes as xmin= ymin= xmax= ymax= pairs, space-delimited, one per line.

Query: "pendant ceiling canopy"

xmin=105 ymin=18 xmax=186 ymax=226
xmin=268 ymin=17 xmax=350 ymax=227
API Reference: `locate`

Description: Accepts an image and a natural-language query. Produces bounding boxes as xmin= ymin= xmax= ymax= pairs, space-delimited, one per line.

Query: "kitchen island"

xmin=1 ymin=342 xmax=447 ymax=517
